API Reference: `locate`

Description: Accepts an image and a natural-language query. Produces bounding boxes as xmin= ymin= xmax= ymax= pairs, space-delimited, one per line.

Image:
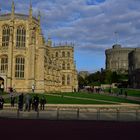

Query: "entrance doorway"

xmin=0 ymin=77 xmax=4 ymax=93
xmin=0 ymin=77 xmax=4 ymax=86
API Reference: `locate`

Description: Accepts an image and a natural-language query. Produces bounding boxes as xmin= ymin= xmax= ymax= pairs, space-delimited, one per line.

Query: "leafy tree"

xmin=78 ymin=75 xmax=87 ymax=88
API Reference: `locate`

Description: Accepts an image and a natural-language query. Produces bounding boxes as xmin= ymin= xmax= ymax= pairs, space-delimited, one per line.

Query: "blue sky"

xmin=1 ymin=0 xmax=140 ymax=72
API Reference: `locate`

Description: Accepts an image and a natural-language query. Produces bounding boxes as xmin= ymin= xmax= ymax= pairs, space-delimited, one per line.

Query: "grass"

xmin=3 ymin=91 xmax=140 ymax=105
xmin=46 ymin=92 xmax=140 ymax=104
xmin=103 ymin=88 xmax=140 ymax=97
xmin=45 ymin=94 xmax=114 ymax=104
xmin=127 ymin=90 xmax=140 ymax=97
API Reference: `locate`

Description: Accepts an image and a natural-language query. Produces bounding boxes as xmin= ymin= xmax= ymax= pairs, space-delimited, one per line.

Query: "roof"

xmin=0 ymin=13 xmax=38 ymax=22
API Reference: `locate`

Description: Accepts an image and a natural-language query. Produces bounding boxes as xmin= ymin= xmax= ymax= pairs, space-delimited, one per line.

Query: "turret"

xmin=29 ymin=0 xmax=32 ymax=20
xmin=38 ymin=11 xmax=41 ymax=25
xmin=47 ymin=34 xmax=52 ymax=47
xmin=11 ymin=0 xmax=15 ymax=19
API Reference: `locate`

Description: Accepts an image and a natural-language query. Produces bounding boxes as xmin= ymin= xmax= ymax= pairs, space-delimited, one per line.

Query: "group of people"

xmin=18 ymin=93 xmax=47 ymax=112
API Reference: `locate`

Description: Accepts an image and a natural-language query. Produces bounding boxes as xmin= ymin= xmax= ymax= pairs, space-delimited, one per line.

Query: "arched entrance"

xmin=0 ymin=75 xmax=7 ymax=92
xmin=0 ymin=77 xmax=4 ymax=86
xmin=0 ymin=77 xmax=4 ymax=93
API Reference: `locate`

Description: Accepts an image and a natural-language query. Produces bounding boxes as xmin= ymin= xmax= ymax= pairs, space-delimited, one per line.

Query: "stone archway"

xmin=0 ymin=77 xmax=4 ymax=86
xmin=0 ymin=75 xmax=7 ymax=92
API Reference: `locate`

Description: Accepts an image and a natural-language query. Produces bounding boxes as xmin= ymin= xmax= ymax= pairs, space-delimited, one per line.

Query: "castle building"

xmin=105 ymin=44 xmax=140 ymax=88
xmin=105 ymin=44 xmax=133 ymax=74
xmin=0 ymin=2 xmax=78 ymax=93
xmin=128 ymin=48 xmax=140 ymax=88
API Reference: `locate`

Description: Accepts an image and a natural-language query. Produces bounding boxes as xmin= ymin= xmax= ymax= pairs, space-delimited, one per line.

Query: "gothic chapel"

xmin=0 ymin=2 xmax=78 ymax=93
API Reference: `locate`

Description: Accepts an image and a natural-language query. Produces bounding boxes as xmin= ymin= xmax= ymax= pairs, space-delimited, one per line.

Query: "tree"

xmin=78 ymin=75 xmax=87 ymax=89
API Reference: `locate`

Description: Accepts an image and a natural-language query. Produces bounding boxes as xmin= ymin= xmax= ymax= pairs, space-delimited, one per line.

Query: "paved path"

xmin=103 ymin=92 xmax=140 ymax=102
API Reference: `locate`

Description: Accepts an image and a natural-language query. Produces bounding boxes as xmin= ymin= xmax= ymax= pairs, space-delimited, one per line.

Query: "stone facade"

xmin=105 ymin=44 xmax=134 ymax=74
xmin=0 ymin=2 xmax=78 ymax=93
xmin=128 ymin=48 xmax=140 ymax=88
xmin=105 ymin=44 xmax=140 ymax=88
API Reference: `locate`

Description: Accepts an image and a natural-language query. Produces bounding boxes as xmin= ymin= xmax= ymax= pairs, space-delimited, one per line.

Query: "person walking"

xmin=9 ymin=87 xmax=13 ymax=97
xmin=33 ymin=95 xmax=39 ymax=111
xmin=1 ymin=82 xmax=4 ymax=94
xmin=125 ymin=91 xmax=128 ymax=98
xmin=18 ymin=93 xmax=24 ymax=111
xmin=40 ymin=96 xmax=46 ymax=111
xmin=25 ymin=94 xmax=32 ymax=111
xmin=11 ymin=95 xmax=15 ymax=107
xmin=32 ymin=84 xmax=35 ymax=93
xmin=0 ymin=96 xmax=4 ymax=110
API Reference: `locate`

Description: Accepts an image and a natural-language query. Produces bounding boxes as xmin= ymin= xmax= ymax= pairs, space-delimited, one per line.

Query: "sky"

xmin=0 ymin=0 xmax=140 ymax=73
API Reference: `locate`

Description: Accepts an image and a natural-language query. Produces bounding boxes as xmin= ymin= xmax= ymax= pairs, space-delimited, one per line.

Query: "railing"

xmin=0 ymin=105 xmax=140 ymax=121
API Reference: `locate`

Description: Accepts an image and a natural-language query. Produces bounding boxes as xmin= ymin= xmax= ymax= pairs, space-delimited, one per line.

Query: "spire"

xmin=29 ymin=0 xmax=32 ymax=19
xmin=38 ymin=11 xmax=41 ymax=25
xmin=11 ymin=0 xmax=15 ymax=18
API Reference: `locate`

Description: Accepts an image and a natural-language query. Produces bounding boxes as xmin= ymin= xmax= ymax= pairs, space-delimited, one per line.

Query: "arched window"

xmin=56 ymin=52 xmax=58 ymax=57
xmin=16 ymin=26 xmax=26 ymax=48
xmin=67 ymin=52 xmax=70 ymax=57
xmin=67 ymin=63 xmax=70 ymax=70
xmin=2 ymin=25 xmax=10 ymax=47
xmin=15 ymin=56 xmax=25 ymax=78
xmin=67 ymin=75 xmax=70 ymax=85
xmin=62 ymin=75 xmax=65 ymax=85
xmin=0 ymin=56 xmax=8 ymax=73
xmin=62 ymin=51 xmax=65 ymax=57
xmin=62 ymin=62 xmax=65 ymax=70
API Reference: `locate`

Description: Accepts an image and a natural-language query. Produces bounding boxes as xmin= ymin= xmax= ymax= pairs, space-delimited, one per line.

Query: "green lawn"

xmin=103 ymin=88 xmax=140 ymax=97
xmin=45 ymin=95 xmax=114 ymax=104
xmin=3 ymin=92 xmax=140 ymax=104
xmin=127 ymin=90 xmax=140 ymax=97
xmin=3 ymin=93 xmax=114 ymax=104
xmin=45 ymin=92 xmax=140 ymax=104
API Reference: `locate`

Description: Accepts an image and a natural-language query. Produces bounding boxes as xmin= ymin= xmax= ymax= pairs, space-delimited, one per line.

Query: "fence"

xmin=0 ymin=104 xmax=140 ymax=121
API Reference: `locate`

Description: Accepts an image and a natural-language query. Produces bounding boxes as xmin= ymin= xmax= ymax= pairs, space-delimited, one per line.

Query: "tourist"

xmin=125 ymin=91 xmax=127 ymax=98
xmin=33 ymin=95 xmax=39 ymax=111
xmin=18 ymin=93 xmax=24 ymax=111
xmin=9 ymin=87 xmax=14 ymax=97
xmin=0 ymin=96 xmax=4 ymax=110
xmin=11 ymin=95 xmax=15 ymax=107
xmin=0 ymin=82 xmax=4 ymax=94
xmin=40 ymin=96 xmax=46 ymax=111
xmin=25 ymin=94 xmax=32 ymax=111
xmin=32 ymin=84 xmax=35 ymax=93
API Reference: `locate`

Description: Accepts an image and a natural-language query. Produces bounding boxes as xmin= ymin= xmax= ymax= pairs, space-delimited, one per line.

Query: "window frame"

xmin=2 ymin=25 xmax=10 ymax=47
xmin=16 ymin=26 xmax=26 ymax=48
xmin=15 ymin=56 xmax=25 ymax=78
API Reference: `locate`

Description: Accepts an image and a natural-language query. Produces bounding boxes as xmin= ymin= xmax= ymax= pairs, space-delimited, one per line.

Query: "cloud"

xmin=1 ymin=0 xmax=140 ymax=71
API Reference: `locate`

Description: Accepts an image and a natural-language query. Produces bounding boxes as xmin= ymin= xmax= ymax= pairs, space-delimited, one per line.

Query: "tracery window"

xmin=62 ymin=75 xmax=65 ymax=85
xmin=62 ymin=62 xmax=65 ymax=70
xmin=67 ymin=63 xmax=70 ymax=70
xmin=16 ymin=26 xmax=26 ymax=48
xmin=56 ymin=52 xmax=58 ymax=57
xmin=67 ymin=75 xmax=70 ymax=85
xmin=2 ymin=25 xmax=10 ymax=47
xmin=62 ymin=51 xmax=65 ymax=57
xmin=67 ymin=52 xmax=70 ymax=57
xmin=15 ymin=56 xmax=25 ymax=78
xmin=0 ymin=56 xmax=8 ymax=73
